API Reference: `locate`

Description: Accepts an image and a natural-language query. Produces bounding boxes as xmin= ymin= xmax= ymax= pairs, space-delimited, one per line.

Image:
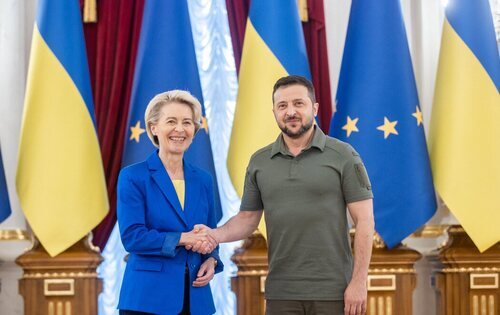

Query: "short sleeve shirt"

xmin=240 ymin=127 xmax=373 ymax=300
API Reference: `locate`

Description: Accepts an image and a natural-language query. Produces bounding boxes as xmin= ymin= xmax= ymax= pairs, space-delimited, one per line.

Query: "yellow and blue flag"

xmin=429 ymin=0 xmax=500 ymax=252
xmin=0 ymin=146 xmax=11 ymax=223
xmin=16 ymin=0 xmax=109 ymax=256
xmin=121 ymin=0 xmax=222 ymax=221
xmin=330 ymin=0 xmax=437 ymax=248
xmin=227 ymin=0 xmax=311 ymax=235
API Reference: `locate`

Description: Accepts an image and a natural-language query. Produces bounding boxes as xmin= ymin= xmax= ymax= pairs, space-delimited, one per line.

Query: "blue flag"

xmin=0 ymin=147 xmax=12 ymax=223
xmin=329 ymin=0 xmax=436 ymax=248
xmin=122 ymin=0 xmax=222 ymax=221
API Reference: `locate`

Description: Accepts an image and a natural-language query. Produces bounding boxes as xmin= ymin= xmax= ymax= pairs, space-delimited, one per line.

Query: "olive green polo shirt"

xmin=240 ymin=127 xmax=373 ymax=300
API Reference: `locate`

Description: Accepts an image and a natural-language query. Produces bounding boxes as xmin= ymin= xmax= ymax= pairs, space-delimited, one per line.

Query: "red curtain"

xmin=302 ymin=0 xmax=332 ymax=132
xmin=225 ymin=0 xmax=251 ymax=74
xmin=225 ymin=0 xmax=333 ymax=132
xmin=82 ymin=0 xmax=145 ymax=248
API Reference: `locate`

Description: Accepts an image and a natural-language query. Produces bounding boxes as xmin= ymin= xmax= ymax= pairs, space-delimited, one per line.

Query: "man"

xmin=196 ymin=75 xmax=374 ymax=315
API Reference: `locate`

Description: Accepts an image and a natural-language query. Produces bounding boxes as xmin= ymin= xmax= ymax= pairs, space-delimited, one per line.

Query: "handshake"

xmin=180 ymin=224 xmax=219 ymax=254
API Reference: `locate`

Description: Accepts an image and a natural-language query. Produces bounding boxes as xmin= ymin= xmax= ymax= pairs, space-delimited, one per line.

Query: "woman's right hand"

xmin=179 ymin=227 xmax=217 ymax=254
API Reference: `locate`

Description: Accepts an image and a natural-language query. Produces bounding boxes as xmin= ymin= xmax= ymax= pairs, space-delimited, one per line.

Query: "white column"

xmin=0 ymin=1 xmax=37 ymax=314
xmin=323 ymin=0 xmax=351 ymax=111
xmin=401 ymin=0 xmax=444 ymax=137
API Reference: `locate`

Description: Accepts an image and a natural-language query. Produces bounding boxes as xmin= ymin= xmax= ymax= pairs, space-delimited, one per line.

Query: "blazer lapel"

xmin=148 ymin=152 xmax=187 ymax=226
xmin=183 ymin=162 xmax=201 ymax=226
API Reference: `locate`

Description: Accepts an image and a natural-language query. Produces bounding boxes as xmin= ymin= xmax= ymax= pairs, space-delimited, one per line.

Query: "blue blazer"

xmin=117 ymin=151 xmax=223 ymax=315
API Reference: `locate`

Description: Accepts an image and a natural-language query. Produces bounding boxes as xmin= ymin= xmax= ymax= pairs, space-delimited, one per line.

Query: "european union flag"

xmin=0 ymin=146 xmax=12 ymax=223
xmin=329 ymin=0 xmax=436 ymax=248
xmin=122 ymin=0 xmax=222 ymax=221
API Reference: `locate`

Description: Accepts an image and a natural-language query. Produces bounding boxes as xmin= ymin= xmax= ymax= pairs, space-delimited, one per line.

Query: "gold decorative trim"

xmin=386 ymin=296 xmax=393 ymax=315
xmin=370 ymin=297 xmax=376 ymax=313
xmin=349 ymin=229 xmax=386 ymax=248
xmin=447 ymin=225 xmax=465 ymax=233
xmin=0 ymin=229 xmax=30 ymax=241
xmin=23 ymin=271 xmax=98 ymax=279
xmin=488 ymin=295 xmax=494 ymax=315
xmin=441 ymin=267 xmax=500 ymax=273
xmin=44 ymin=279 xmax=75 ymax=296
xmin=236 ymin=270 xmax=268 ymax=277
xmin=411 ymin=224 xmax=449 ymax=238
xmin=470 ymin=273 xmax=499 ymax=289
xmin=367 ymin=274 xmax=396 ymax=291
xmin=369 ymin=268 xmax=416 ymax=274
xmin=239 ymin=268 xmax=415 ymax=276
xmin=350 ymin=225 xmax=449 ymax=241
xmin=377 ymin=296 xmax=384 ymax=314
xmin=260 ymin=276 xmax=266 ymax=293
xmin=373 ymin=232 xmax=386 ymax=249
xmin=48 ymin=300 xmax=72 ymax=315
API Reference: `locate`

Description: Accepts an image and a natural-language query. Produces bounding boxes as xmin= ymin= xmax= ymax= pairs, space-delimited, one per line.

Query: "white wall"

xmin=0 ymin=1 xmax=37 ymax=314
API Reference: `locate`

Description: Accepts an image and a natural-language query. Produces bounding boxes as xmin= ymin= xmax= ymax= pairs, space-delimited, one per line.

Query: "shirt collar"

xmin=270 ymin=125 xmax=327 ymax=158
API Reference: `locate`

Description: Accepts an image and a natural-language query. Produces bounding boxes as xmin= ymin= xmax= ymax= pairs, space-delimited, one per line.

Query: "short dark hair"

xmin=272 ymin=75 xmax=316 ymax=103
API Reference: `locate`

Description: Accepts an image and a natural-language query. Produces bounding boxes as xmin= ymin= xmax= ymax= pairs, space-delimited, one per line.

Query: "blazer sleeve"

xmin=117 ymin=169 xmax=181 ymax=257
xmin=201 ymin=174 xmax=224 ymax=274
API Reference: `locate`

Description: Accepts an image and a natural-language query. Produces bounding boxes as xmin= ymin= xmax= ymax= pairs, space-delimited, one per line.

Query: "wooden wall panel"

xmin=430 ymin=226 xmax=499 ymax=315
xmin=232 ymin=233 xmax=421 ymax=315
xmin=16 ymin=236 xmax=103 ymax=315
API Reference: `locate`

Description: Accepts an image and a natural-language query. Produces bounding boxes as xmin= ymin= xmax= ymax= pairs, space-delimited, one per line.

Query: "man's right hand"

xmin=185 ymin=210 xmax=263 ymax=251
xmin=179 ymin=225 xmax=218 ymax=254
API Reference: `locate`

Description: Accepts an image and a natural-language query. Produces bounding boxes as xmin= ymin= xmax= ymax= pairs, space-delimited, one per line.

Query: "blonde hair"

xmin=144 ymin=90 xmax=202 ymax=147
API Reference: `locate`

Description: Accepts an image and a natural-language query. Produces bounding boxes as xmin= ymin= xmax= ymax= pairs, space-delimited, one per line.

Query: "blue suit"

xmin=117 ymin=151 xmax=223 ymax=315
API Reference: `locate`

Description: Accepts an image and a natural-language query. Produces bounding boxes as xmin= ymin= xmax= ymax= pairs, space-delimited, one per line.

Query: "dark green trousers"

xmin=266 ymin=299 xmax=344 ymax=315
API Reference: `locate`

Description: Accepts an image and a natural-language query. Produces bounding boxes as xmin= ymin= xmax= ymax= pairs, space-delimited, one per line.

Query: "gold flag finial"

xmin=297 ymin=0 xmax=308 ymax=22
xmin=83 ymin=0 xmax=98 ymax=23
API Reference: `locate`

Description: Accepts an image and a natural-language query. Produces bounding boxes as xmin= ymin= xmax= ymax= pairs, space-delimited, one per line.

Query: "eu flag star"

xmin=342 ymin=116 xmax=359 ymax=137
xmin=200 ymin=116 xmax=209 ymax=133
xmin=412 ymin=106 xmax=423 ymax=126
xmin=130 ymin=121 xmax=146 ymax=143
xmin=377 ymin=117 xmax=398 ymax=139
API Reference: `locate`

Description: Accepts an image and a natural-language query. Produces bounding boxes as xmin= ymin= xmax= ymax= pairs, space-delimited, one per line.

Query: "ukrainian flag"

xmin=227 ymin=0 xmax=311 ymax=235
xmin=0 ymin=146 xmax=11 ymax=223
xmin=429 ymin=0 xmax=500 ymax=252
xmin=16 ymin=0 xmax=109 ymax=257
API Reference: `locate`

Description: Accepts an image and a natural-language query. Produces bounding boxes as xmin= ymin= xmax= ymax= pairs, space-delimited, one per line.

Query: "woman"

xmin=117 ymin=90 xmax=223 ymax=315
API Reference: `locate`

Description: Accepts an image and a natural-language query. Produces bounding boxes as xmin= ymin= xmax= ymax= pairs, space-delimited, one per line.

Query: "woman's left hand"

xmin=192 ymin=258 xmax=216 ymax=287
